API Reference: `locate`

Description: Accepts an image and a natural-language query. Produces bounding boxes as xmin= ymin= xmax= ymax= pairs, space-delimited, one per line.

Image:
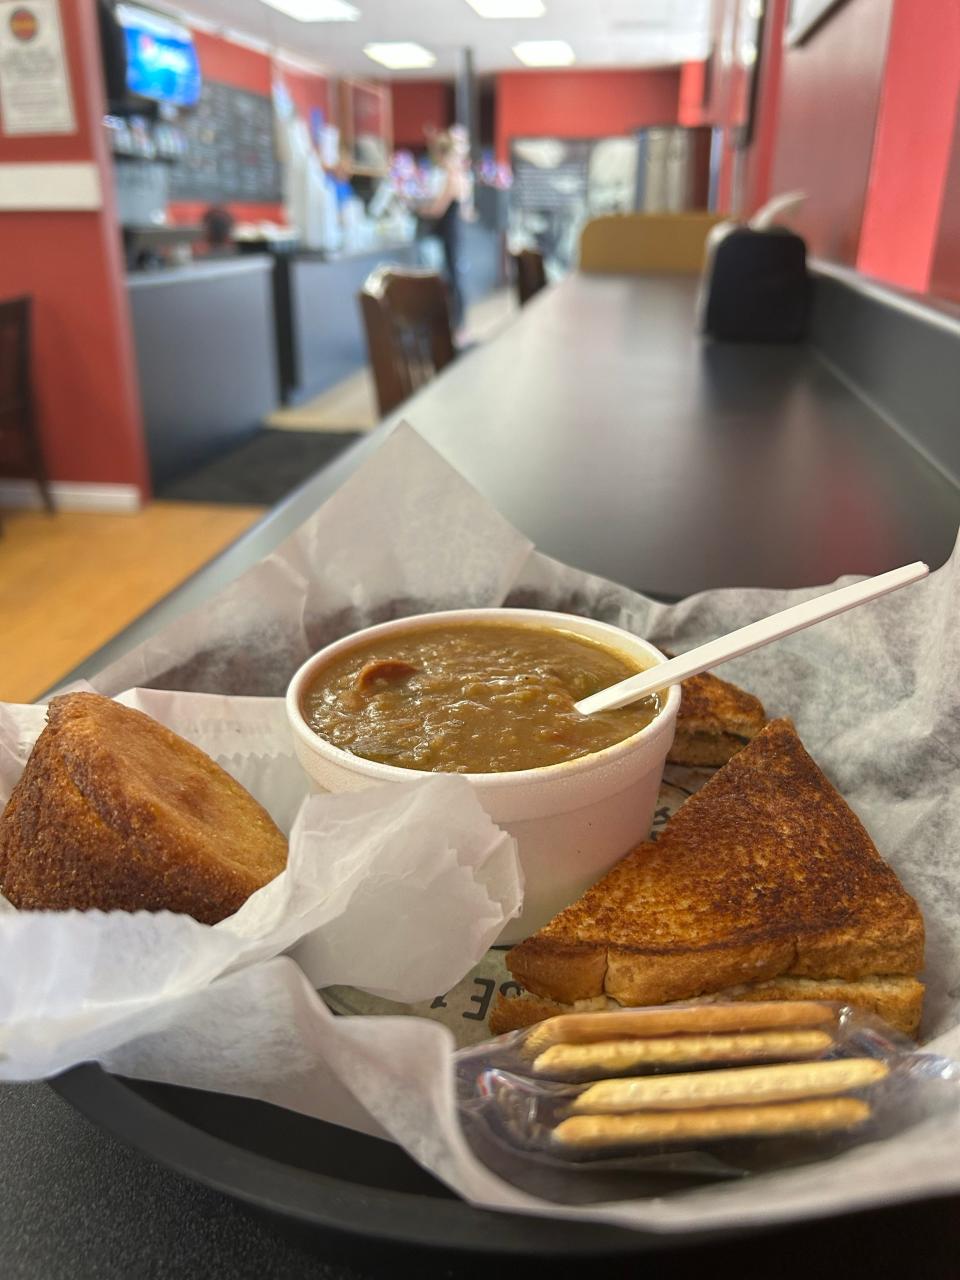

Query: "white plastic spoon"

xmin=574 ymin=561 xmax=930 ymax=717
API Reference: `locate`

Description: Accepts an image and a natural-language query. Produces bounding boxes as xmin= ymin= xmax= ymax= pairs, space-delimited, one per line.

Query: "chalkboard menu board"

xmin=168 ymin=80 xmax=281 ymax=203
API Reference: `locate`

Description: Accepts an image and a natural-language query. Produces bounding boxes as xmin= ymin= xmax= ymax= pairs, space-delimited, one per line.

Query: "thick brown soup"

xmin=301 ymin=621 xmax=660 ymax=774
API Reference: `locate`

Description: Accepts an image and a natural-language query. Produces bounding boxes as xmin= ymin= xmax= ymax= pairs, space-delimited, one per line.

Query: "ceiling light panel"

xmin=260 ymin=0 xmax=360 ymax=22
xmin=364 ymin=41 xmax=437 ymax=69
xmin=513 ymin=39 xmax=575 ymax=66
xmin=466 ymin=0 xmax=546 ymax=17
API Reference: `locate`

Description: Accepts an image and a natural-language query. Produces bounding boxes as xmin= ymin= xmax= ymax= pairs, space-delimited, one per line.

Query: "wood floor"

xmin=266 ymin=366 xmax=379 ymax=433
xmin=0 ymin=290 xmax=517 ymax=705
xmin=0 ymin=501 xmax=265 ymax=703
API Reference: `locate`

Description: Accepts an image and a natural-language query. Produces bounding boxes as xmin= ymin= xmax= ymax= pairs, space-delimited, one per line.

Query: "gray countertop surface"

xmin=75 ymin=272 xmax=960 ymax=681
xmin=126 ymin=257 xmax=274 ymax=287
xmin=1 ymin=1084 xmax=363 ymax=1280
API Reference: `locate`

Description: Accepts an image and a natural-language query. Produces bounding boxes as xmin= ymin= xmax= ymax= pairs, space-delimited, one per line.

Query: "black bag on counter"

xmin=701 ymin=225 xmax=809 ymax=342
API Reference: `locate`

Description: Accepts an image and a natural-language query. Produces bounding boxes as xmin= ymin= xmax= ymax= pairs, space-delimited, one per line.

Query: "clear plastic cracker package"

xmin=454 ymin=1002 xmax=960 ymax=1203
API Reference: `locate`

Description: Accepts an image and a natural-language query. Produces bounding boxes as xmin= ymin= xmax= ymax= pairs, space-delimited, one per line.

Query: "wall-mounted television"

xmin=115 ymin=4 xmax=201 ymax=108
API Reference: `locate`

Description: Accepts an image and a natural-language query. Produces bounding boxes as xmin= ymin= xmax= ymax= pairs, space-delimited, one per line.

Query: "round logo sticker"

xmin=9 ymin=7 xmax=39 ymax=42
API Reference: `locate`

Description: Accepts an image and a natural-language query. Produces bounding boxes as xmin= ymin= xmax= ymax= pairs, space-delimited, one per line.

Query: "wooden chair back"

xmin=578 ymin=212 xmax=725 ymax=275
xmin=359 ymin=267 xmax=456 ymax=418
xmin=513 ymin=248 xmax=547 ymax=306
xmin=0 ymin=296 xmax=53 ymax=511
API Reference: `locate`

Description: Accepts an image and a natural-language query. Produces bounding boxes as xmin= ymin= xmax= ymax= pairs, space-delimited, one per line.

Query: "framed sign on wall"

xmin=0 ymin=0 xmax=75 ymax=135
xmin=339 ymin=78 xmax=391 ymax=176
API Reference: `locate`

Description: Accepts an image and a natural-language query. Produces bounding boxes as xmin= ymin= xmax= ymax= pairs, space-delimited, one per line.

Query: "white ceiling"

xmin=169 ymin=0 xmax=712 ymax=77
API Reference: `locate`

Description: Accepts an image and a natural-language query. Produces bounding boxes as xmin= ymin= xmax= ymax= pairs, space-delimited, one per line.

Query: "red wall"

xmin=857 ymin=0 xmax=960 ymax=292
xmin=677 ymin=61 xmax=708 ymax=127
xmin=191 ymin=28 xmax=271 ymax=95
xmin=767 ymin=0 xmax=894 ymax=267
xmin=716 ymin=0 xmax=960 ymax=296
xmin=280 ymin=61 xmax=331 ymax=127
xmin=929 ymin=115 xmax=960 ymax=302
xmin=390 ymin=80 xmax=452 ymax=149
xmin=495 ymin=68 xmax=681 ymax=163
xmin=0 ymin=0 xmax=149 ymax=494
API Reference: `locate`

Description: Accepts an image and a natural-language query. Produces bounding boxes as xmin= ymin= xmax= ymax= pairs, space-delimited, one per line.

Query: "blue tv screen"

xmin=117 ymin=4 xmax=201 ymax=108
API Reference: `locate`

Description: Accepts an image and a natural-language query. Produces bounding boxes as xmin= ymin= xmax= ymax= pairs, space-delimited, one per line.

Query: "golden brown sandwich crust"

xmin=490 ymin=974 xmax=925 ymax=1039
xmin=667 ymin=669 xmax=767 ymax=767
xmin=722 ymin=975 xmax=925 ymax=1038
xmin=507 ymin=939 xmax=608 ymax=1006
xmin=506 ymin=719 xmax=924 ymax=1008
xmin=490 ymin=990 xmax=574 ymax=1036
xmin=667 ymin=730 xmax=753 ymax=767
xmin=0 ymin=692 xmax=288 ymax=923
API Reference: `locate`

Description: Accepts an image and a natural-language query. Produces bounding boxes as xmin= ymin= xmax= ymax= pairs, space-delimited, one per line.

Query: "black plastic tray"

xmin=52 ymin=1064 xmax=676 ymax=1257
xmin=50 ymin=1062 xmax=960 ymax=1271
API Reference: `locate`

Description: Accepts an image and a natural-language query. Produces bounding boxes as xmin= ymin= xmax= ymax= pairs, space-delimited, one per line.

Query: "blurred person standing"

xmin=415 ymin=128 xmax=473 ymax=335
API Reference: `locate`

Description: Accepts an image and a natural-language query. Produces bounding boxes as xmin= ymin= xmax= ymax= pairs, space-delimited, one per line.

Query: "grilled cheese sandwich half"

xmin=491 ymin=720 xmax=924 ymax=1038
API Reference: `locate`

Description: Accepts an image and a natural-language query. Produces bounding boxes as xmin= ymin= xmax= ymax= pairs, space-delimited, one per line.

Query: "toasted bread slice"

xmin=0 ymin=692 xmax=288 ymax=923
xmin=502 ymin=719 xmax=923 ymax=1025
xmin=489 ymin=974 xmax=925 ymax=1038
xmin=725 ymin=974 xmax=924 ymax=1036
xmin=668 ymin=668 xmax=767 ymax=766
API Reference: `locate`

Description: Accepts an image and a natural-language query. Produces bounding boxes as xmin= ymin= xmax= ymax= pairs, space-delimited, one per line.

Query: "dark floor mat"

xmin=157 ymin=430 xmax=362 ymax=506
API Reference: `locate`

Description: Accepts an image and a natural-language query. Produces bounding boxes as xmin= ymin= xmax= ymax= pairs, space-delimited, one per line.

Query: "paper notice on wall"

xmin=0 ymin=0 xmax=75 ymax=136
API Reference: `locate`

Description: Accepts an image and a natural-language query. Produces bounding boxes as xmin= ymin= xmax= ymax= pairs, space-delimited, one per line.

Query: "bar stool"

xmin=0 ymin=296 xmax=54 ymax=513
xmin=359 ymin=267 xmax=456 ymax=418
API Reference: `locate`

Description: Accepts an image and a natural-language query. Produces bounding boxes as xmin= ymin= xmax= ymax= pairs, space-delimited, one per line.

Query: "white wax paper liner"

xmin=1 ymin=422 xmax=959 ymax=1232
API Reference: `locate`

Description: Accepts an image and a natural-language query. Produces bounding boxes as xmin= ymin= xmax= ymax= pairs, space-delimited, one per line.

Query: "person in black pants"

xmin=416 ymin=129 xmax=471 ymax=335
xmin=435 ymin=195 xmax=464 ymax=333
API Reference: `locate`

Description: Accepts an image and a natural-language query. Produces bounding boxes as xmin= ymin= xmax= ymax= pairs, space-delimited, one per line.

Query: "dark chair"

xmin=512 ymin=248 xmax=547 ymax=306
xmin=359 ymin=267 xmax=456 ymax=418
xmin=0 ymin=296 xmax=53 ymax=512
